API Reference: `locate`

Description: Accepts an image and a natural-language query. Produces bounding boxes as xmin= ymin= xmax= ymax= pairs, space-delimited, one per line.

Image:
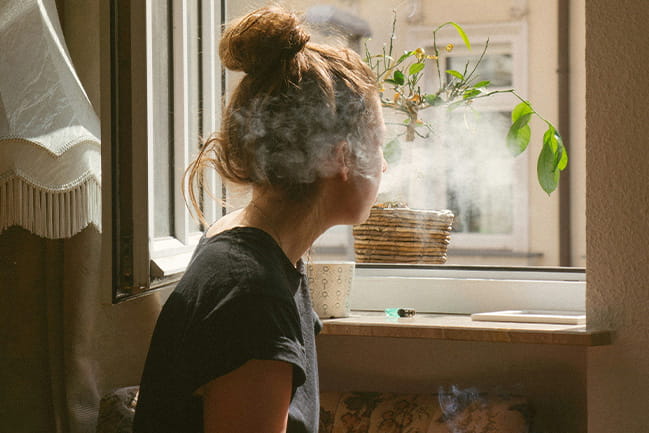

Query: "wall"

xmin=586 ymin=0 xmax=649 ymax=431
xmin=318 ymin=336 xmax=587 ymax=433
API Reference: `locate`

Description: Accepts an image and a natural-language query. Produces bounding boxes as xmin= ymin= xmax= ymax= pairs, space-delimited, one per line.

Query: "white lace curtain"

xmin=0 ymin=0 xmax=101 ymax=239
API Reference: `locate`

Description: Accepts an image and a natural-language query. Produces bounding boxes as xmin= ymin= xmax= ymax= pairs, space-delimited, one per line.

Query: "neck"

xmin=243 ymin=189 xmax=327 ymax=265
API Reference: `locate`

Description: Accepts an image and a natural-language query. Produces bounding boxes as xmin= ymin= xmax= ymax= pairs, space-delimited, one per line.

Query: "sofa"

xmin=97 ymin=387 xmax=532 ymax=432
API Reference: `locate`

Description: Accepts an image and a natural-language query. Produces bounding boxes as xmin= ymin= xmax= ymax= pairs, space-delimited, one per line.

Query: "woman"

xmin=134 ymin=6 xmax=386 ymax=433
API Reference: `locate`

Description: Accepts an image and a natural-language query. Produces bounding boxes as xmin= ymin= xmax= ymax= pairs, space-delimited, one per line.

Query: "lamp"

xmin=0 ymin=0 xmax=101 ymax=239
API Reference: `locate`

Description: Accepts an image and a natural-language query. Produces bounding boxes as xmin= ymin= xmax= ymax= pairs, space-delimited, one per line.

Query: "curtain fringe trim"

xmin=0 ymin=175 xmax=101 ymax=239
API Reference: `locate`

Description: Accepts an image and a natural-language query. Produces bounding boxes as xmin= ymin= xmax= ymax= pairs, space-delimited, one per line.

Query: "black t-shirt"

xmin=133 ymin=227 xmax=321 ymax=433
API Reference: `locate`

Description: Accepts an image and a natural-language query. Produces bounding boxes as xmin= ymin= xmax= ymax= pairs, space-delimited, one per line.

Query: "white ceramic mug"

xmin=306 ymin=261 xmax=355 ymax=319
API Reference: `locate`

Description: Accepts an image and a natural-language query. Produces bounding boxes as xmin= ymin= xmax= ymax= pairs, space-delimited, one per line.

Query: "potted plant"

xmin=353 ymin=15 xmax=568 ymax=264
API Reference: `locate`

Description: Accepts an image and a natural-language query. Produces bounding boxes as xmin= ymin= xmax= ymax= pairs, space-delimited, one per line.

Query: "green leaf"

xmin=537 ymin=129 xmax=561 ymax=194
xmin=448 ymin=22 xmax=472 ymax=50
xmin=409 ymin=62 xmax=425 ymax=76
xmin=383 ymin=78 xmax=397 ymax=85
xmin=382 ymin=136 xmax=402 ymax=164
xmin=506 ymin=113 xmax=532 ymax=155
xmin=393 ymin=70 xmax=405 ymax=85
xmin=536 ymin=125 xmax=568 ymax=194
xmin=511 ymin=101 xmax=534 ymax=123
xmin=446 ymin=70 xmax=464 ymax=80
xmin=557 ymin=135 xmax=568 ymax=170
xmin=543 ymin=126 xmax=569 ymax=171
xmin=553 ymin=129 xmax=568 ymax=170
xmin=424 ymin=94 xmax=442 ymax=106
xmin=473 ymin=80 xmax=491 ymax=88
xmin=543 ymin=127 xmax=558 ymax=151
xmin=507 ymin=101 xmax=534 ymax=156
xmin=397 ymin=51 xmax=414 ymax=63
xmin=463 ymin=89 xmax=482 ymax=99
xmin=505 ymin=101 xmax=535 ymax=155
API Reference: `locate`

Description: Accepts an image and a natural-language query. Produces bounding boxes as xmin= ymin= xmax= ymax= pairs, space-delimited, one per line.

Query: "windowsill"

xmin=319 ymin=311 xmax=611 ymax=346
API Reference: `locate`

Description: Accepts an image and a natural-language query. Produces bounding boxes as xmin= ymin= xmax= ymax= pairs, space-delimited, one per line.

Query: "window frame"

xmin=101 ymin=0 xmax=151 ymax=302
xmin=102 ymin=0 xmax=224 ymax=302
xmin=101 ymin=1 xmax=584 ymax=315
xmin=148 ymin=0 xmax=223 ymax=280
xmin=353 ymin=264 xmax=585 ymax=314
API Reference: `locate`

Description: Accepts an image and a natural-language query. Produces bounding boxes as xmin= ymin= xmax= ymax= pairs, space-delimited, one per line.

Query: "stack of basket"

xmin=353 ymin=207 xmax=454 ymax=264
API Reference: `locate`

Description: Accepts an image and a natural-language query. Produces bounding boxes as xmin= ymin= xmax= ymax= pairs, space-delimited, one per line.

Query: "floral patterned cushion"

xmin=319 ymin=391 xmax=532 ymax=433
xmin=97 ymin=387 xmax=531 ymax=433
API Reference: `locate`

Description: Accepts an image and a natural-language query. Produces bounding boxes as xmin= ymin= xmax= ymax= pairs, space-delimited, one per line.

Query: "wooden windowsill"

xmin=319 ymin=311 xmax=611 ymax=346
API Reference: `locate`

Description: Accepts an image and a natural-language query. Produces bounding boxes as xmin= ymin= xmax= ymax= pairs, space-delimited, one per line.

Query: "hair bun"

xmin=220 ymin=6 xmax=310 ymax=75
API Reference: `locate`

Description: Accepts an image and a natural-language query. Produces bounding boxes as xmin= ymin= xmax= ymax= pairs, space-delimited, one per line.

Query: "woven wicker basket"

xmin=353 ymin=207 xmax=454 ymax=264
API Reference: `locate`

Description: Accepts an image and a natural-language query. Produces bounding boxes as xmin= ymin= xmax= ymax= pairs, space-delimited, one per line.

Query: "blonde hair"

xmin=185 ymin=5 xmax=380 ymax=224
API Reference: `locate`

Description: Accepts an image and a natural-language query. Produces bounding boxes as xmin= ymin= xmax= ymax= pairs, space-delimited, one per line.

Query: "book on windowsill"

xmin=470 ymin=310 xmax=586 ymax=325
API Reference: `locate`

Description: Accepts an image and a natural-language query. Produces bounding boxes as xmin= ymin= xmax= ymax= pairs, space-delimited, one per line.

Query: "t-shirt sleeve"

xmin=179 ymin=294 xmax=307 ymax=395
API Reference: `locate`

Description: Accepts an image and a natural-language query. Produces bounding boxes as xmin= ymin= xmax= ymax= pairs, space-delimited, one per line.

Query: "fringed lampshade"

xmin=0 ymin=0 xmax=101 ymax=239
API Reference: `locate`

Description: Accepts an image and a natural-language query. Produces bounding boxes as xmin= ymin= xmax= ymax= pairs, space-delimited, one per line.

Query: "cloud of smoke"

xmin=378 ymin=107 xmax=517 ymax=234
xmin=230 ymin=87 xmax=384 ymax=190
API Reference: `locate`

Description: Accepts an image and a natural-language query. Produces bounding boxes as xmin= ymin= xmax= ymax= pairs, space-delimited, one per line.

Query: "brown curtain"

xmin=1 ymin=226 xmax=164 ymax=432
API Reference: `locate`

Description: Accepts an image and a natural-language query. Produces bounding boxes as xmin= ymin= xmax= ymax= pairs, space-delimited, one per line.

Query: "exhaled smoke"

xmin=437 ymin=385 xmax=533 ymax=433
xmin=438 ymin=385 xmax=483 ymax=418
xmin=378 ymin=107 xmax=518 ymax=234
xmin=230 ymin=82 xmax=384 ymax=190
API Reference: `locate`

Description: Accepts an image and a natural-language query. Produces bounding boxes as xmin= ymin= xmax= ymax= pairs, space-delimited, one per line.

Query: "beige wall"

xmin=318 ymin=336 xmax=587 ymax=432
xmin=586 ymin=0 xmax=649 ymax=431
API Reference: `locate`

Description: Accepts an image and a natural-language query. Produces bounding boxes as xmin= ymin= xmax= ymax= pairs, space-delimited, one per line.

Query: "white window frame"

xmin=352 ymin=265 xmax=584 ymax=314
xmin=407 ymin=21 xmax=530 ymax=253
xmin=103 ymin=2 xmax=584 ymax=316
xmin=148 ymin=0 xmax=223 ymax=280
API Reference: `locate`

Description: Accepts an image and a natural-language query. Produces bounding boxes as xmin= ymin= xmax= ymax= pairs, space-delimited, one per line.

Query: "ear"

xmin=334 ymin=140 xmax=350 ymax=181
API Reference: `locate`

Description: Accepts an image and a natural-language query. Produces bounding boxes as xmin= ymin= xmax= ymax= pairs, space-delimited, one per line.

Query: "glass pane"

xmin=151 ymin=0 xmax=174 ymax=238
xmin=151 ymin=0 xmax=203 ymax=238
xmin=187 ymin=0 xmax=201 ymax=232
xmin=444 ymin=111 xmax=514 ymax=235
xmin=446 ymin=51 xmax=513 ymax=87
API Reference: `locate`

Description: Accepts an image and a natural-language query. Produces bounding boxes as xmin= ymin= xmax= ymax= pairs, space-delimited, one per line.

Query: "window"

xmin=103 ymin=0 xmax=223 ymax=301
xmin=412 ymin=22 xmax=531 ymax=262
xmin=103 ymin=0 xmax=584 ymax=311
xmin=148 ymin=0 xmax=223 ymax=279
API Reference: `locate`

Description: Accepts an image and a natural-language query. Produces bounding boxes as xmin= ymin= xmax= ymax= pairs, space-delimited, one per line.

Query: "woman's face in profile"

xmin=337 ymin=94 xmax=387 ymax=225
